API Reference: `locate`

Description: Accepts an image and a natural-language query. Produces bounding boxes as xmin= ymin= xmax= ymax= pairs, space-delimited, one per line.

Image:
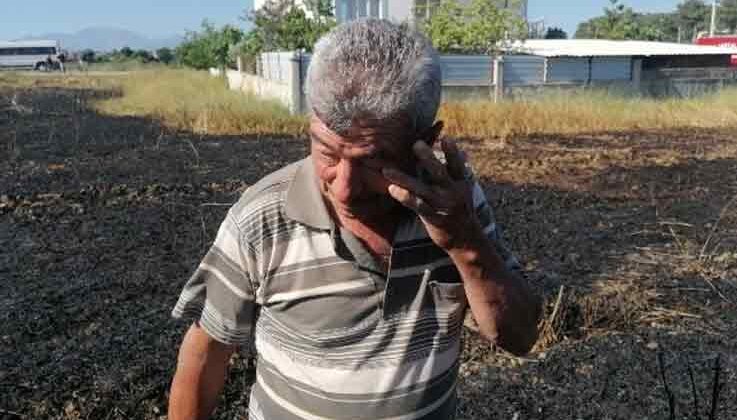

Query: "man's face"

xmin=310 ymin=115 xmax=420 ymax=222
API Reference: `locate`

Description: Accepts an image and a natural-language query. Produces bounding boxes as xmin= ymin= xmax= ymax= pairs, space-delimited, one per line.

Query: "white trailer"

xmin=0 ymin=40 xmax=63 ymax=71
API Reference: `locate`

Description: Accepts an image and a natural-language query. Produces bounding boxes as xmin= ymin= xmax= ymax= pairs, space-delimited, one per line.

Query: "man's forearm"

xmin=448 ymin=232 xmax=541 ymax=355
xmin=169 ymin=324 xmax=234 ymax=420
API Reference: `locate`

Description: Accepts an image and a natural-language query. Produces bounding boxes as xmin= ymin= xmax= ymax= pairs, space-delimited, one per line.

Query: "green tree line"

xmin=80 ymin=47 xmax=176 ymax=65
xmin=174 ymin=0 xmax=529 ymax=70
xmin=108 ymin=0 xmax=737 ymax=71
xmin=175 ymin=0 xmax=338 ymax=70
xmin=575 ymin=0 xmax=737 ymax=41
xmin=420 ymin=0 xmax=527 ymax=53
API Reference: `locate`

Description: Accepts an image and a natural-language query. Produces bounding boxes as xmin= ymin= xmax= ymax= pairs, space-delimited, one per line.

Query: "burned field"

xmin=1 ymin=83 xmax=736 ymax=419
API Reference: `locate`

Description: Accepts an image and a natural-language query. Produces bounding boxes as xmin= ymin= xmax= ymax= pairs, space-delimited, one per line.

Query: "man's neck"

xmin=338 ymin=216 xmax=398 ymax=272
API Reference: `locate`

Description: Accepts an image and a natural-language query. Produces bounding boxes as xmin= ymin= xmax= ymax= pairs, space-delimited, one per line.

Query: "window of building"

xmin=368 ymin=0 xmax=380 ymax=18
xmin=343 ymin=0 xmax=355 ymax=20
xmin=0 ymin=47 xmax=56 ymax=55
xmin=340 ymin=0 xmax=383 ymax=21
xmin=413 ymin=0 xmax=441 ymax=22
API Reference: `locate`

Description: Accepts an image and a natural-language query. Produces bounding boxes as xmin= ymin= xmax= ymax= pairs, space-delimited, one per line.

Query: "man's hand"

xmin=384 ymin=140 xmax=541 ymax=355
xmin=383 ymin=138 xmax=481 ymax=252
xmin=169 ymin=323 xmax=236 ymax=420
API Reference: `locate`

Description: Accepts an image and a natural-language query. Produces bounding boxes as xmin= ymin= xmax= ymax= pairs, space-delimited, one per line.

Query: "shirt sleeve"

xmin=172 ymin=209 xmax=259 ymax=352
xmin=470 ymin=179 xmax=523 ymax=274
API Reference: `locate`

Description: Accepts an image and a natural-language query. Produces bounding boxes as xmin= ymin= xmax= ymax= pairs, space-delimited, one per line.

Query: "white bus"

xmin=0 ymin=40 xmax=63 ymax=71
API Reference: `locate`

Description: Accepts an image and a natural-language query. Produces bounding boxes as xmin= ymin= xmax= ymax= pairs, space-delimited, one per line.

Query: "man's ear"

xmin=423 ymin=121 xmax=444 ymax=147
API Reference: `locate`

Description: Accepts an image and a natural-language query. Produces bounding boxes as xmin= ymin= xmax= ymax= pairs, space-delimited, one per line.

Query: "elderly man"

xmin=169 ymin=19 xmax=540 ymax=420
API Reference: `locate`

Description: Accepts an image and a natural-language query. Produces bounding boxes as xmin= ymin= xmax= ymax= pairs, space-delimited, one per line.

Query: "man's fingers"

xmin=413 ymin=141 xmax=451 ymax=185
xmin=387 ymin=185 xmax=437 ymax=216
xmin=382 ymin=168 xmax=436 ymax=203
xmin=441 ymin=139 xmax=467 ymax=181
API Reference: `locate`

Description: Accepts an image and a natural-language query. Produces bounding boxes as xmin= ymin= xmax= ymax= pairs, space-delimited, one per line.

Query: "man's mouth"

xmin=329 ymin=192 xmax=390 ymax=214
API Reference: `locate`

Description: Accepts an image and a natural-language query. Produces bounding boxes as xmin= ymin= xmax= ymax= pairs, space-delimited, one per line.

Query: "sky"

xmin=1 ymin=0 xmax=686 ymax=40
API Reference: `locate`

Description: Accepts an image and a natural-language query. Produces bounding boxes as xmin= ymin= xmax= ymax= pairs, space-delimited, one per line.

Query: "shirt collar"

xmin=284 ymin=156 xmax=334 ymax=230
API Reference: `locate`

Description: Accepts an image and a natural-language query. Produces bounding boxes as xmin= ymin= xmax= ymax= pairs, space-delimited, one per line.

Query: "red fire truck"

xmin=695 ymin=36 xmax=737 ymax=66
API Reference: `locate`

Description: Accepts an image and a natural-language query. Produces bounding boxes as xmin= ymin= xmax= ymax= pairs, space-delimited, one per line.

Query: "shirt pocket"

xmin=429 ymin=280 xmax=468 ymax=316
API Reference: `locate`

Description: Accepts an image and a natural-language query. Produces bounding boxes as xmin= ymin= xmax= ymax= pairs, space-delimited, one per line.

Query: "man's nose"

xmin=332 ymin=159 xmax=362 ymax=202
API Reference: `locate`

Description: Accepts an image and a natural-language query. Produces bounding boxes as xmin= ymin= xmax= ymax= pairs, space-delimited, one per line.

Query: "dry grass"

xmin=0 ymin=70 xmax=307 ymax=136
xmin=440 ymin=89 xmax=737 ymax=139
xmin=94 ymin=70 xmax=307 ymax=136
xmin=5 ymin=70 xmax=737 ymax=140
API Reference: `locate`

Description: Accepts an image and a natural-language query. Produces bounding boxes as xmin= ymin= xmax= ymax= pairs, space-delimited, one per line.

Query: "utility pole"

xmin=710 ymin=0 xmax=718 ymax=37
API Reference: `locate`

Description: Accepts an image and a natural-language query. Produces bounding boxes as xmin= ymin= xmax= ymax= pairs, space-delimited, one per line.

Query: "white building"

xmin=253 ymin=0 xmax=527 ymax=24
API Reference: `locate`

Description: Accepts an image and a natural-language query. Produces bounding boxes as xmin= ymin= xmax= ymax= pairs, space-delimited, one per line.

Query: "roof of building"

xmin=506 ymin=39 xmax=737 ymax=58
xmin=0 ymin=40 xmax=59 ymax=48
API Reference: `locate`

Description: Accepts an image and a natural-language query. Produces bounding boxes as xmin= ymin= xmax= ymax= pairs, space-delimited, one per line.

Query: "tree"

xmin=637 ymin=12 xmax=679 ymax=41
xmin=176 ymin=21 xmax=245 ymax=70
xmin=677 ymin=0 xmax=710 ymax=39
xmin=80 ymin=49 xmax=96 ymax=63
xmin=302 ymin=0 xmax=336 ymax=22
xmin=422 ymin=0 xmax=465 ymax=52
xmin=574 ymin=0 xmax=679 ymax=41
xmin=156 ymin=47 xmax=175 ymax=65
xmin=212 ymin=25 xmax=244 ymax=68
xmin=545 ymin=27 xmax=568 ymax=39
xmin=230 ymin=0 xmax=336 ymax=71
xmin=120 ymin=46 xmax=134 ymax=58
xmin=132 ymin=49 xmax=154 ymax=63
xmin=231 ymin=30 xmax=265 ymax=72
xmin=463 ymin=0 xmax=527 ymax=52
xmin=246 ymin=0 xmax=336 ymax=51
xmin=720 ymin=0 xmax=737 ymax=33
xmin=423 ymin=0 xmax=526 ymax=53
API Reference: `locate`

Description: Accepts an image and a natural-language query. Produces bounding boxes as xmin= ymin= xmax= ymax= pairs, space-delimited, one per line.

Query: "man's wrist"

xmin=446 ymin=221 xmax=509 ymax=275
xmin=445 ymin=217 xmax=485 ymax=254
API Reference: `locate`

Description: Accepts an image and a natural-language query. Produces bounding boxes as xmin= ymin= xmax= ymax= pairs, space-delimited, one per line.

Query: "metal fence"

xmin=503 ymin=56 xmax=545 ymax=85
xmin=642 ymin=67 xmax=737 ymax=98
xmin=253 ymin=52 xmax=634 ymax=91
xmin=239 ymin=51 xmax=737 ymax=113
xmin=545 ymin=57 xmax=632 ymax=83
xmin=292 ymin=53 xmax=496 ymax=86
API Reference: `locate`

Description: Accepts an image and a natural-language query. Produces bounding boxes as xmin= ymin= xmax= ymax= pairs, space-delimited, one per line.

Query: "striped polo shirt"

xmin=172 ymin=156 xmax=521 ymax=420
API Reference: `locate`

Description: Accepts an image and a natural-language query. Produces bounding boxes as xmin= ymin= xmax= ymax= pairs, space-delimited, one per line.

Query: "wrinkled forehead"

xmin=309 ymin=114 xmax=415 ymax=153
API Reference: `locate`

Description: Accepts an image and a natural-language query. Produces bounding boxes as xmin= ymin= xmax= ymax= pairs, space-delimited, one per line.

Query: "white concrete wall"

xmin=214 ymin=52 xmax=304 ymax=114
xmin=386 ymin=0 xmax=411 ymax=23
xmin=240 ymin=73 xmax=296 ymax=111
xmin=225 ymin=70 xmax=244 ymax=91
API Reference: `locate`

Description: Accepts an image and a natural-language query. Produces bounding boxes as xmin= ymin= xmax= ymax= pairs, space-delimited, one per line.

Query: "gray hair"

xmin=306 ymin=19 xmax=442 ymax=135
